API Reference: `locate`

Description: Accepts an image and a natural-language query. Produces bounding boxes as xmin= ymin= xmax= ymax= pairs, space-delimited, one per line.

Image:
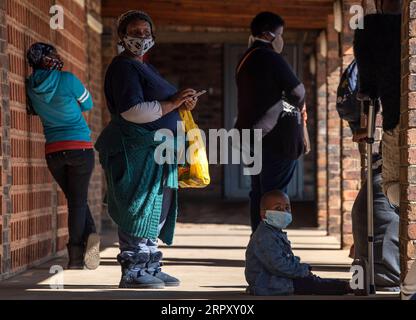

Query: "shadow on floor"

xmin=177 ymin=197 xmax=318 ymax=228
xmin=97 ymin=256 xmax=352 ymax=272
xmin=97 ymin=257 xmax=246 ymax=268
xmin=0 ymin=287 xmax=398 ymax=300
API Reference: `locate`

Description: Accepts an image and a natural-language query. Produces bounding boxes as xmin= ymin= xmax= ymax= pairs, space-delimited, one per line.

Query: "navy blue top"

xmin=235 ymin=41 xmax=301 ymax=131
xmin=104 ymin=55 xmax=180 ymax=133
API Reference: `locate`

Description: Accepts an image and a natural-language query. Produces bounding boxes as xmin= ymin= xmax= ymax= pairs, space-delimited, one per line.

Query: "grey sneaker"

xmin=84 ymin=233 xmax=100 ymax=270
xmin=118 ymin=251 xmax=165 ymax=289
xmin=147 ymin=251 xmax=180 ymax=287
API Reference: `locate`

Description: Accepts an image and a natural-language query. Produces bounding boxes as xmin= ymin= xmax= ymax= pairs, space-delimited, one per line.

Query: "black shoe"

xmin=67 ymin=244 xmax=85 ymax=269
xmin=147 ymin=251 xmax=180 ymax=287
xmin=117 ymin=251 xmax=165 ymax=289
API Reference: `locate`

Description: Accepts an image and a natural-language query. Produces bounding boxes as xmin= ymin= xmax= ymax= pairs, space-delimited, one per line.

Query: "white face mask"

xmin=268 ymin=32 xmax=284 ymax=54
xmin=264 ymin=210 xmax=292 ymax=229
xmin=247 ymin=32 xmax=284 ymax=54
xmin=122 ymin=35 xmax=155 ymax=57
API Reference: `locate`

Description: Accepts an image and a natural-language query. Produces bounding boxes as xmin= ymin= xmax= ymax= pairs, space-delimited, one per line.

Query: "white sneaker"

xmin=84 ymin=233 xmax=100 ymax=270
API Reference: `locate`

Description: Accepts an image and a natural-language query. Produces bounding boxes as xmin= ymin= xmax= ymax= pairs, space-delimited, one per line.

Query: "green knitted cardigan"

xmin=95 ymin=116 xmax=178 ymax=245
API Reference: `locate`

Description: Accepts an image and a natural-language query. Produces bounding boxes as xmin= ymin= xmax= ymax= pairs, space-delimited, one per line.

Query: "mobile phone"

xmin=188 ymin=90 xmax=207 ymax=100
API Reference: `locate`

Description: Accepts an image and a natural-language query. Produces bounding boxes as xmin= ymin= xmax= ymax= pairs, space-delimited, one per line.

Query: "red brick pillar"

xmin=400 ymin=0 xmax=416 ymax=278
xmin=102 ymin=18 xmax=117 ymax=127
xmin=4 ymin=0 xmax=89 ymax=275
xmin=0 ymin=0 xmax=10 ymax=278
xmin=100 ymin=17 xmax=118 ymax=228
xmin=316 ymin=31 xmax=328 ymax=231
xmin=326 ymin=15 xmax=343 ymax=242
xmin=340 ymin=0 xmax=363 ymax=248
xmin=86 ymin=0 xmax=103 ymax=233
xmin=7 ymin=0 xmax=54 ymax=276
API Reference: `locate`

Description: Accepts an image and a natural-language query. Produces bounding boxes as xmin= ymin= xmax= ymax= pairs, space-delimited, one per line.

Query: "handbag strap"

xmin=236 ymin=47 xmax=260 ymax=76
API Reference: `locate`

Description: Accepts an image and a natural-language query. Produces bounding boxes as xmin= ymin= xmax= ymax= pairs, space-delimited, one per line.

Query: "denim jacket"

xmin=245 ymin=221 xmax=310 ymax=296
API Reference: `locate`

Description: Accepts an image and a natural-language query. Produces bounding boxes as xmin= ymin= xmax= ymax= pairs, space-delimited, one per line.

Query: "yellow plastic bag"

xmin=178 ymin=109 xmax=210 ymax=188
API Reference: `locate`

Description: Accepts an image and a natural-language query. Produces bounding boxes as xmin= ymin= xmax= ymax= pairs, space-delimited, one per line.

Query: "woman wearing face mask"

xmin=26 ymin=43 xmax=100 ymax=270
xmin=245 ymin=190 xmax=352 ymax=296
xmin=96 ymin=11 xmax=198 ymax=289
xmin=235 ymin=12 xmax=307 ymax=233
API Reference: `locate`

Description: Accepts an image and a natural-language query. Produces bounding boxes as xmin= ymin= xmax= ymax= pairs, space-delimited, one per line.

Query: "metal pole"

xmin=366 ymin=99 xmax=376 ymax=295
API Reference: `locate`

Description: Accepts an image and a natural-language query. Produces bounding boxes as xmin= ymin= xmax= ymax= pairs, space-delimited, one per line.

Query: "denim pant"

xmin=118 ymin=187 xmax=173 ymax=256
xmin=352 ymin=173 xmax=400 ymax=290
xmin=250 ymin=148 xmax=298 ymax=232
xmin=46 ymin=149 xmax=96 ymax=246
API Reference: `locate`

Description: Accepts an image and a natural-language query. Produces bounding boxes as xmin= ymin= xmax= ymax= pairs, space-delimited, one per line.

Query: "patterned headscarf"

xmin=27 ymin=42 xmax=64 ymax=70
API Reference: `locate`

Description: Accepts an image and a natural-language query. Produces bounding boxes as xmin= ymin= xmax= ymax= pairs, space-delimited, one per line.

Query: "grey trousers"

xmin=118 ymin=187 xmax=173 ymax=254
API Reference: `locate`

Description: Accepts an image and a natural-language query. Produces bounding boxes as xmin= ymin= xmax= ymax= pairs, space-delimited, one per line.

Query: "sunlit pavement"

xmin=0 ymin=223 xmax=400 ymax=300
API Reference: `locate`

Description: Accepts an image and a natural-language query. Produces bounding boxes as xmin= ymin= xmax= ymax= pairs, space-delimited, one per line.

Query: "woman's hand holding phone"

xmin=161 ymin=89 xmax=196 ymax=115
xmin=181 ymin=90 xmax=206 ymax=111
xmin=183 ymin=96 xmax=198 ymax=111
xmin=171 ymin=89 xmax=196 ymax=108
xmin=162 ymin=89 xmax=206 ymax=114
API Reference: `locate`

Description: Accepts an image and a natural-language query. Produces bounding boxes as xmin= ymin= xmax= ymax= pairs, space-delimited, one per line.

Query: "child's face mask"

xmin=264 ymin=210 xmax=292 ymax=229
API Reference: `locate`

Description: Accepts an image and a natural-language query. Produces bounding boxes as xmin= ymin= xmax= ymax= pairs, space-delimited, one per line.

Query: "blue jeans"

xmin=46 ymin=149 xmax=96 ymax=246
xmin=249 ymin=149 xmax=297 ymax=232
xmin=118 ymin=187 xmax=173 ymax=256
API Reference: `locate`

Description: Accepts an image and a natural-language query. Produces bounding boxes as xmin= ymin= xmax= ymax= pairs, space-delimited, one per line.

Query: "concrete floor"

xmin=0 ymin=223 xmax=400 ymax=300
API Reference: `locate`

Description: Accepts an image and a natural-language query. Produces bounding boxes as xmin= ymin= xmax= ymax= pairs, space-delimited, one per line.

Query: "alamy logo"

xmin=154 ymin=122 xmax=263 ymax=176
xmin=349 ymin=264 xmax=365 ymax=290
xmin=49 ymin=265 xmax=64 ymax=290
xmin=50 ymin=5 xmax=64 ymax=30
xmin=349 ymin=5 xmax=364 ymax=30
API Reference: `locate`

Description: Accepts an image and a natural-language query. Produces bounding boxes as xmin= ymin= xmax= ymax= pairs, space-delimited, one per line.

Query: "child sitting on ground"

xmin=245 ymin=190 xmax=352 ymax=296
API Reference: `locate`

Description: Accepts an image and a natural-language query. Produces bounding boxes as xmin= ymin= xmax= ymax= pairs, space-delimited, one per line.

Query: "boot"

xmin=84 ymin=233 xmax=100 ymax=270
xmin=147 ymin=251 xmax=180 ymax=287
xmin=67 ymin=244 xmax=85 ymax=269
xmin=117 ymin=251 xmax=165 ymax=289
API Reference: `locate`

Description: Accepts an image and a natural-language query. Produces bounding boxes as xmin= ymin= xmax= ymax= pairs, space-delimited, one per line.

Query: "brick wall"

xmin=316 ymin=32 xmax=328 ymax=230
xmin=401 ymin=0 xmax=416 ymax=278
xmin=0 ymin=0 xmax=8 ymax=277
xmin=86 ymin=0 xmax=103 ymax=233
xmin=1 ymin=0 xmax=104 ymax=279
xmin=340 ymin=0 xmax=363 ymax=247
xmin=326 ymin=15 xmax=342 ymax=242
xmin=101 ymin=17 xmax=116 ymax=127
xmin=6 ymin=0 xmax=83 ymax=274
xmin=99 ymin=17 xmax=117 ymax=228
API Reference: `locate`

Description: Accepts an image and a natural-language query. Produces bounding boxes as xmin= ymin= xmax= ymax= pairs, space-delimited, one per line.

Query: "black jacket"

xmin=354 ymin=14 xmax=401 ymax=131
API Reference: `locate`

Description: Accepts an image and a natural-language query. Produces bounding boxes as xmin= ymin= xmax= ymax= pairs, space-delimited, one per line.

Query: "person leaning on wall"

xmin=353 ymin=0 xmax=402 ymax=206
xmin=26 ymin=43 xmax=100 ymax=270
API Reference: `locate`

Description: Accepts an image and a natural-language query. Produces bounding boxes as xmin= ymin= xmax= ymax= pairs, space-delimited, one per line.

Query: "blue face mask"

xmin=264 ymin=210 xmax=292 ymax=229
